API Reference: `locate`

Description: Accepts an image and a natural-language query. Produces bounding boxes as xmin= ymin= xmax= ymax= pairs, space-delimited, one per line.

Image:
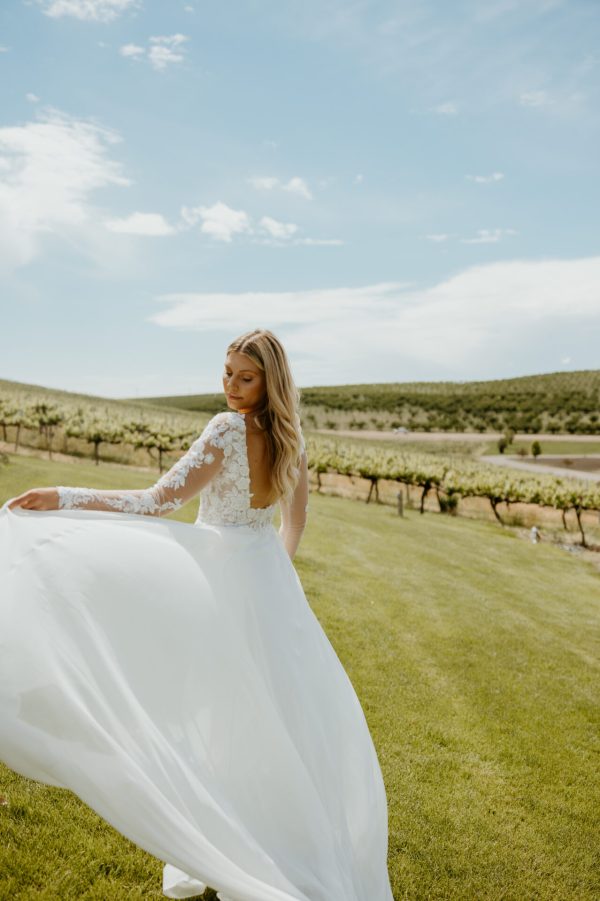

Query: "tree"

xmin=531 ymin=440 xmax=542 ymax=459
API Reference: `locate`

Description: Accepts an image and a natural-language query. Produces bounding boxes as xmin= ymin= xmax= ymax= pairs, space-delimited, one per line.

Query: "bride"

xmin=0 ymin=329 xmax=394 ymax=901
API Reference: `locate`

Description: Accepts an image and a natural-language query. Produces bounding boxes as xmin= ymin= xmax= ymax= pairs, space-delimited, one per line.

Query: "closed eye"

xmin=225 ymin=371 xmax=252 ymax=382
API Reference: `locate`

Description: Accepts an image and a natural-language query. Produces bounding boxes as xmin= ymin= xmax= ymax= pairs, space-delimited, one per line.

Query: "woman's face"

xmin=222 ymin=350 xmax=267 ymax=413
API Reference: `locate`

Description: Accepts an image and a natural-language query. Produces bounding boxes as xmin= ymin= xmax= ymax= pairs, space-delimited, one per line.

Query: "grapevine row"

xmin=0 ymin=397 xmax=206 ymax=472
xmin=2 ymin=395 xmax=598 ymax=547
xmin=304 ymin=437 xmax=600 ymax=547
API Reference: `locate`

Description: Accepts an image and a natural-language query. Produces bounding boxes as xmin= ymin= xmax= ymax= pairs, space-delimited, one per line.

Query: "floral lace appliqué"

xmin=56 ymin=411 xmax=302 ymax=531
xmin=57 ymin=420 xmax=222 ymax=516
xmin=196 ymin=412 xmax=277 ymax=530
xmin=56 ymin=487 xmax=183 ymax=516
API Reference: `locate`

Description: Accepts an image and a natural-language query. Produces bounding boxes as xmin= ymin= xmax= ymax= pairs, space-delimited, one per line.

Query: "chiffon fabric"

xmin=0 ymin=412 xmax=393 ymax=901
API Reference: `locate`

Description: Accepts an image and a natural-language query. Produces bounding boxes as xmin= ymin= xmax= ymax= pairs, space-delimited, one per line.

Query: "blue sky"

xmin=1 ymin=0 xmax=599 ymax=398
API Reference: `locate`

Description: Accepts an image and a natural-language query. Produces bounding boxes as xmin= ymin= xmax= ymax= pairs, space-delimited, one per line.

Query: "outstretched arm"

xmin=278 ymin=448 xmax=309 ymax=561
xmin=7 ymin=416 xmax=227 ymax=517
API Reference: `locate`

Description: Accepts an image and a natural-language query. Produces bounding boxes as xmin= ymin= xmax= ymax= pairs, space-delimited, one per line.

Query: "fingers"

xmin=7 ymin=492 xmax=34 ymax=510
xmin=5 ymin=488 xmax=57 ymax=511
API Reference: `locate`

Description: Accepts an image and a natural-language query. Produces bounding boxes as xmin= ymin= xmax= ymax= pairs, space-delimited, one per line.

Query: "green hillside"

xmin=132 ymin=369 xmax=600 ymax=434
xmin=0 ymin=378 xmax=199 ymax=422
xmin=2 ymin=370 xmax=599 ymax=435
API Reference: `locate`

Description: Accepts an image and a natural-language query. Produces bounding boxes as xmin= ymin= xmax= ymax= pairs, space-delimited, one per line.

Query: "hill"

xmin=131 ymin=369 xmax=600 ymax=434
xmin=0 ymin=378 xmax=198 ymax=422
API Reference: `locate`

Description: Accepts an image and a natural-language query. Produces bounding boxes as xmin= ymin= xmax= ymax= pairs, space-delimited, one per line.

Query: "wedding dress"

xmin=0 ymin=410 xmax=393 ymax=901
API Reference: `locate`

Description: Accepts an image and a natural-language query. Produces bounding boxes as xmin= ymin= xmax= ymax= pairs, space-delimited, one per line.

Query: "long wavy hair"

xmin=226 ymin=329 xmax=303 ymax=504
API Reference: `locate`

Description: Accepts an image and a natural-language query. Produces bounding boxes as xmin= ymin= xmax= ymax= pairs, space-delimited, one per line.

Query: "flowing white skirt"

xmin=0 ymin=503 xmax=393 ymax=901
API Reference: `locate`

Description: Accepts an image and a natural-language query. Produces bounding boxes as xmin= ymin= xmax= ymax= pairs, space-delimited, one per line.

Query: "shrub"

xmin=438 ymin=491 xmax=459 ymax=515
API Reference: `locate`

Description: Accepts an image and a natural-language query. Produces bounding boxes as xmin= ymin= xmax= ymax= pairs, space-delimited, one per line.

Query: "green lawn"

xmin=1 ymin=454 xmax=599 ymax=900
xmin=501 ymin=439 xmax=600 ymax=456
xmin=311 ymin=433 xmax=600 ymax=458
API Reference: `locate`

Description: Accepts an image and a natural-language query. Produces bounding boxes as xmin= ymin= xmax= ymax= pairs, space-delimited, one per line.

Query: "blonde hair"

xmin=226 ymin=329 xmax=304 ymax=504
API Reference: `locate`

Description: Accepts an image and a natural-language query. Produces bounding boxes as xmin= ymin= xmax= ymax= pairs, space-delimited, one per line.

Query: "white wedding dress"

xmin=0 ymin=410 xmax=393 ymax=901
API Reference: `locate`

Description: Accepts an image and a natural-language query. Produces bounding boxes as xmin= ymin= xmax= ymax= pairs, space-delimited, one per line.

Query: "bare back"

xmin=244 ymin=425 xmax=278 ymax=509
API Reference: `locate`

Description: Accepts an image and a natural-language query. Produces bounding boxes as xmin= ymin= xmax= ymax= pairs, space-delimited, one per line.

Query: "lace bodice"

xmin=57 ymin=411 xmax=309 ymax=555
xmin=195 ymin=412 xmax=278 ymax=529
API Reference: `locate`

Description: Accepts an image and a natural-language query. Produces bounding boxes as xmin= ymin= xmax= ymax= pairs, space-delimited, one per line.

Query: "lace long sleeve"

xmin=278 ymin=446 xmax=309 ymax=561
xmin=56 ymin=416 xmax=227 ymax=517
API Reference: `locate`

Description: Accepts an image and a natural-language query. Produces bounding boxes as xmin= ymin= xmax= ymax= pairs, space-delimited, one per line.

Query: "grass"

xmin=310 ymin=433 xmax=600 ymax=458
xmin=316 ymin=436 xmax=493 ymax=457
xmin=504 ymin=440 xmax=600 ymax=456
xmin=1 ymin=455 xmax=599 ymax=899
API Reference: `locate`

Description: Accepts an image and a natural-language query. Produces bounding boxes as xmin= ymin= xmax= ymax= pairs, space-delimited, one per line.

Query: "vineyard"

xmin=1 ymin=378 xmax=600 ymax=549
xmin=304 ymin=436 xmax=600 ymax=548
xmin=136 ymin=369 xmax=600 ymax=434
xmin=0 ymin=380 xmax=209 ymax=472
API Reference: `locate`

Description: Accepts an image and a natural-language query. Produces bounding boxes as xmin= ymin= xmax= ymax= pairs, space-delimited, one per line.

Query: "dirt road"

xmin=481 ymin=455 xmax=600 ymax=482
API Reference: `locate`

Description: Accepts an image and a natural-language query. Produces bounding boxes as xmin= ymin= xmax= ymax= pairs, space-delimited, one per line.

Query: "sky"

xmin=1 ymin=0 xmax=599 ymax=399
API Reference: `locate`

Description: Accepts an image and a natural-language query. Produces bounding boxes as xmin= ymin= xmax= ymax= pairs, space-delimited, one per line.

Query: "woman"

xmin=0 ymin=329 xmax=393 ymax=901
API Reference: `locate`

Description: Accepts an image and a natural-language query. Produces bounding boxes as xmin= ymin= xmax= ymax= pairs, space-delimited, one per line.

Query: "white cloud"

xmin=104 ymin=211 xmax=175 ymax=235
xmin=149 ymin=282 xmax=407 ymax=332
xmin=293 ymin=237 xmax=343 ymax=246
xmin=0 ymin=107 xmax=129 ymax=269
xmin=147 ymin=34 xmax=189 ymax=71
xmin=258 ymin=216 xmax=298 ymax=240
xmin=285 ymin=176 xmax=312 ymax=199
xmin=177 ymin=200 xmax=339 ymax=246
xmin=519 ymin=90 xmax=551 ymax=107
xmin=147 ymin=256 xmax=600 ymax=380
xmin=119 ymin=35 xmax=189 ymax=71
xmin=248 ymin=176 xmax=279 ymax=191
xmin=120 ymin=43 xmax=145 ymax=58
xmin=180 ymin=201 xmax=251 ymax=242
xmin=425 ymin=228 xmax=516 ymax=245
xmin=247 ymin=175 xmax=312 ymax=199
xmin=26 ymin=93 xmax=40 ymax=103
xmin=466 ymin=171 xmax=504 ymax=183
xmin=35 ymin=0 xmax=140 ymax=23
xmin=0 ymin=46 xmax=9 ymax=53
xmin=433 ymin=101 xmax=458 ymax=115
xmin=353 ymin=173 xmax=364 ymax=184
xmin=461 ymin=228 xmax=518 ymax=244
